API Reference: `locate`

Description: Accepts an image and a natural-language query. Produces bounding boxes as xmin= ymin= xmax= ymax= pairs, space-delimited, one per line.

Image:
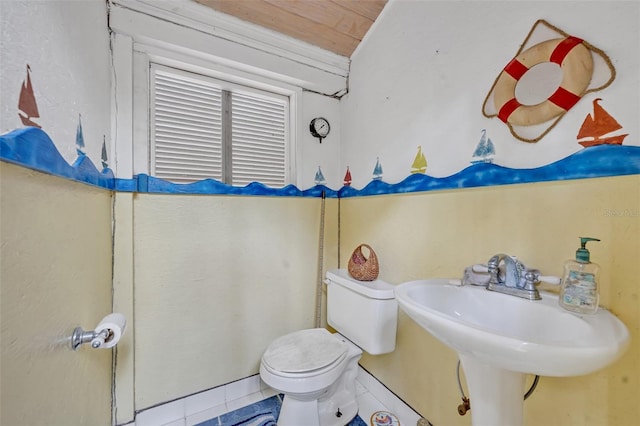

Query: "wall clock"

xmin=309 ymin=117 xmax=330 ymax=143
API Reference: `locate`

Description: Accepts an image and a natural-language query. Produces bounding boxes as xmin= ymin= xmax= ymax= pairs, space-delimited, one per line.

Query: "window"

xmin=150 ymin=65 xmax=289 ymax=187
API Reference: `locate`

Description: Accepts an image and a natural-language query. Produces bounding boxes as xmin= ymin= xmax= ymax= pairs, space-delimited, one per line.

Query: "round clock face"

xmin=310 ymin=117 xmax=330 ymax=139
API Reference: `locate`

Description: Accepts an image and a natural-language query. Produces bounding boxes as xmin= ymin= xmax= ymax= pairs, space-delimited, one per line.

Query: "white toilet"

xmin=260 ymin=269 xmax=397 ymax=426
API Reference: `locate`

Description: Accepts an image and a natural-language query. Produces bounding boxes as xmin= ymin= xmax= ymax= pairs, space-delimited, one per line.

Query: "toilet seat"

xmin=262 ymin=328 xmax=348 ymax=374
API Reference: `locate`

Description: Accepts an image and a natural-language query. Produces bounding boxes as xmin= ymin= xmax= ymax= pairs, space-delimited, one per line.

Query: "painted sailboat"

xmin=343 ymin=167 xmax=352 ymax=186
xmin=372 ymin=157 xmax=383 ymax=180
xmin=471 ymin=129 xmax=495 ymax=164
xmin=410 ymin=146 xmax=427 ymax=174
xmin=577 ymin=98 xmax=627 ymax=148
xmin=314 ymin=166 xmax=326 ymax=185
xmin=18 ymin=65 xmax=41 ymax=128
xmin=101 ymin=137 xmax=109 ymax=169
xmin=76 ymin=114 xmax=86 ymax=156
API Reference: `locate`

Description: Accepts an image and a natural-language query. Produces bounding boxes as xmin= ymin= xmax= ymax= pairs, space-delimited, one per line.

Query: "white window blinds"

xmin=152 ymin=68 xmax=223 ymax=183
xmin=231 ymin=92 xmax=287 ymax=187
xmin=151 ymin=65 xmax=289 ymax=187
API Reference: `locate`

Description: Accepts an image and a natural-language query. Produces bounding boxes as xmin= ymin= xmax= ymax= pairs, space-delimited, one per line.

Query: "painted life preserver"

xmin=493 ymin=36 xmax=593 ymax=126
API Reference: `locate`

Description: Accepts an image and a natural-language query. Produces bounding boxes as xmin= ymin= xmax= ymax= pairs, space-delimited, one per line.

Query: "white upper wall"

xmin=4 ymin=1 xmax=637 ymax=191
xmin=341 ymin=0 xmax=640 ymax=188
xmin=0 ymin=0 xmax=111 ymax=167
xmin=1 ymin=0 xmax=345 ymax=190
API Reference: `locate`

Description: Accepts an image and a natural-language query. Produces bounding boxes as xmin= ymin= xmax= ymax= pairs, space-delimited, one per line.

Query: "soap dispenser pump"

xmin=559 ymin=237 xmax=601 ymax=314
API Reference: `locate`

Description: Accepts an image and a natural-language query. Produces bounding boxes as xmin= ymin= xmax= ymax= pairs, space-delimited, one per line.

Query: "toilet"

xmin=260 ymin=269 xmax=397 ymax=426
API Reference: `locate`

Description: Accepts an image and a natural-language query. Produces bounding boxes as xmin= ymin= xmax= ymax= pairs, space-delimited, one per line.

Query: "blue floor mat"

xmin=347 ymin=414 xmax=368 ymax=426
xmin=195 ymin=395 xmax=280 ymax=426
xmin=195 ymin=394 xmax=369 ymax=426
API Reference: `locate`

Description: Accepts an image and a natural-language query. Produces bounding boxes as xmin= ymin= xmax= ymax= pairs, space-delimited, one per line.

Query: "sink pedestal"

xmin=459 ymin=355 xmax=527 ymax=426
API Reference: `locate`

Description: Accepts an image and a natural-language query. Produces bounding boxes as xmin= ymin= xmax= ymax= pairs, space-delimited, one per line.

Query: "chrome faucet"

xmin=486 ymin=254 xmax=542 ymax=300
xmin=463 ymin=255 xmax=561 ymax=299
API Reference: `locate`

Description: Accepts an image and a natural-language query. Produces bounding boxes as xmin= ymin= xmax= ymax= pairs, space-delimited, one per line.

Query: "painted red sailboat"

xmin=343 ymin=167 xmax=352 ymax=186
xmin=18 ymin=65 xmax=41 ymax=128
xmin=577 ymin=98 xmax=627 ymax=148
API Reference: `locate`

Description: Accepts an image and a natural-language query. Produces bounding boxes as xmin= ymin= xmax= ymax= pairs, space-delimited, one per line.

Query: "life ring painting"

xmin=482 ymin=19 xmax=617 ymax=143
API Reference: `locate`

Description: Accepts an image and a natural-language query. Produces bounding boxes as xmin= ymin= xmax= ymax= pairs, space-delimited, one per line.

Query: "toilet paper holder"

xmin=71 ymin=327 xmax=110 ymax=350
xmin=71 ymin=313 xmax=126 ymax=350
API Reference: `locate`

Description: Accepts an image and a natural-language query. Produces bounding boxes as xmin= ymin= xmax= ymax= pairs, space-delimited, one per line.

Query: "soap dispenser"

xmin=559 ymin=237 xmax=601 ymax=314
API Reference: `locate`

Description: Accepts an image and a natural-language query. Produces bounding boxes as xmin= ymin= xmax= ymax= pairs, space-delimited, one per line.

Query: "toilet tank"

xmin=325 ymin=269 xmax=397 ymax=355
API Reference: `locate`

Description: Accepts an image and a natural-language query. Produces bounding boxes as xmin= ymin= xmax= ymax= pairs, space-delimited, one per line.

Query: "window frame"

xmin=149 ymin=63 xmax=291 ymax=186
xmin=130 ymin=45 xmax=300 ymax=187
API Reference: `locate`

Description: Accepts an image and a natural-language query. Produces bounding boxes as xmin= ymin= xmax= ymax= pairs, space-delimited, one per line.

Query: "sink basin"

xmin=395 ymin=279 xmax=630 ymax=426
xmin=395 ymin=279 xmax=629 ymax=377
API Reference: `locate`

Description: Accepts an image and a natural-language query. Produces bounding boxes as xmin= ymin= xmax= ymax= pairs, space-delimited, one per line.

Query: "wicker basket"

xmin=348 ymin=244 xmax=379 ymax=281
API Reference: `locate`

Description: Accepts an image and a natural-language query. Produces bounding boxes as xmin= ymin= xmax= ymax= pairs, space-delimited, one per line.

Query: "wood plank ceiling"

xmin=193 ymin=0 xmax=388 ymax=57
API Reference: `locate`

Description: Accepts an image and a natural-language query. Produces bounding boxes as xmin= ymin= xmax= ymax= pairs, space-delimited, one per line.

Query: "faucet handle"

xmin=523 ymin=269 xmax=541 ymax=291
xmin=522 ymin=271 xmax=561 ymax=288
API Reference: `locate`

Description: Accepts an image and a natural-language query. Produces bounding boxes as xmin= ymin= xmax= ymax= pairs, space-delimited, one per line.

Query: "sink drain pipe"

xmin=456 ymin=360 xmax=540 ymax=416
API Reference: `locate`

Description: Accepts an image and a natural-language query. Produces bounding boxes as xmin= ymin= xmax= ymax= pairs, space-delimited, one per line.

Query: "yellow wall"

xmin=339 ymin=175 xmax=639 ymax=426
xmin=4 ymin=159 xmax=637 ymax=426
xmin=119 ymin=194 xmax=339 ymax=411
xmin=0 ymin=163 xmax=113 ymax=426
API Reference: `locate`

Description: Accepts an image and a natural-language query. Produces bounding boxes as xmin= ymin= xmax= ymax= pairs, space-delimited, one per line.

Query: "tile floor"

xmin=133 ymin=367 xmax=424 ymax=426
xmin=192 ymin=394 xmax=369 ymax=426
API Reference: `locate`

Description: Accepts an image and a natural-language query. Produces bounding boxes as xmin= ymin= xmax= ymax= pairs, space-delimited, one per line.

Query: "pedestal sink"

xmin=395 ymin=279 xmax=630 ymax=426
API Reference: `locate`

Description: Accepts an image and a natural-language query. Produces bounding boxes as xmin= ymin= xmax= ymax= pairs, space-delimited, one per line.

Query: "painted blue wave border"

xmin=2 ymin=127 xmax=639 ymax=198
xmin=1 ymin=127 xmax=116 ymax=189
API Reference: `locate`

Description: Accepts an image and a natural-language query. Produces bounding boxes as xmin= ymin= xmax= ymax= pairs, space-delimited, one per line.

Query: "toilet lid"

xmin=263 ymin=329 xmax=348 ymax=373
